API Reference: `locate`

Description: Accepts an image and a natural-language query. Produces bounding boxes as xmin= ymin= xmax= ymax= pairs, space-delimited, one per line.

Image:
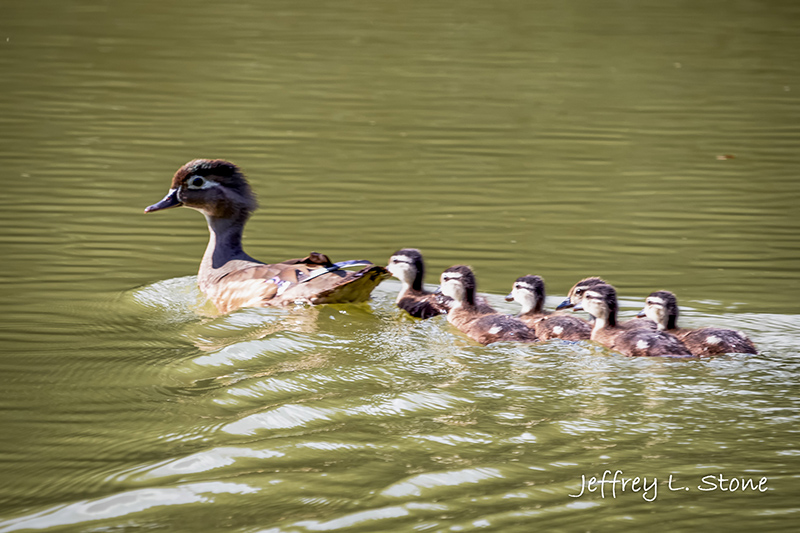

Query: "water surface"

xmin=1 ymin=1 xmax=799 ymax=531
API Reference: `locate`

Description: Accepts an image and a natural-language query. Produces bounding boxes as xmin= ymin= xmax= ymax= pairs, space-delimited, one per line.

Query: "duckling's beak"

xmin=636 ymin=309 xmax=646 ymax=318
xmin=144 ymin=188 xmax=182 ymax=213
xmin=504 ymin=292 xmax=515 ymax=302
xmin=556 ymin=298 xmax=574 ymax=310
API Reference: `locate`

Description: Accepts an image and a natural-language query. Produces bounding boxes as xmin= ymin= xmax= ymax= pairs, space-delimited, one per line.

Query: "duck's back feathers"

xmin=607 ymin=328 xmax=692 ymax=357
xmin=619 ymin=317 xmax=658 ymax=331
xmin=464 ymin=313 xmax=539 ymax=345
xmin=397 ymin=290 xmax=449 ymax=319
xmin=676 ymin=327 xmax=758 ymax=355
xmin=201 ymin=254 xmax=388 ymax=313
xmin=528 ymin=314 xmax=592 ymax=341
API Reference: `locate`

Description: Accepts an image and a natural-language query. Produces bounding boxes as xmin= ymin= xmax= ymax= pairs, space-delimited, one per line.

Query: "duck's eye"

xmin=575 ymin=288 xmax=584 ymax=295
xmin=188 ymin=176 xmax=205 ymax=189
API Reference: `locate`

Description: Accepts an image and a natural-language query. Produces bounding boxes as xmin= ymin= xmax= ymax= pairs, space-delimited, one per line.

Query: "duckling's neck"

xmin=396 ymin=279 xmax=412 ymax=303
xmin=395 ymin=271 xmax=420 ymax=303
xmin=518 ymin=297 xmax=543 ymax=315
xmin=200 ymin=214 xmax=258 ymax=276
xmin=592 ymin=315 xmax=608 ymax=331
xmin=449 ymin=298 xmax=466 ymax=311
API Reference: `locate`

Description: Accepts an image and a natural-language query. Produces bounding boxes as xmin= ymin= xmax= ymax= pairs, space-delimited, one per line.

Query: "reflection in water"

xmin=1 ymin=0 xmax=800 ymax=531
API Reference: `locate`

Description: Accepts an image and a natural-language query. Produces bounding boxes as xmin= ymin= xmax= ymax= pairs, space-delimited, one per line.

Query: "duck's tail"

xmin=307 ymin=263 xmax=390 ymax=304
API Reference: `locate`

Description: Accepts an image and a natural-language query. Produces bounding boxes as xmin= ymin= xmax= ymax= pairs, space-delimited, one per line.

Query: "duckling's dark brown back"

xmin=468 ymin=314 xmax=539 ymax=345
xmin=612 ymin=328 xmax=691 ymax=357
xmin=677 ymin=327 xmax=757 ymax=355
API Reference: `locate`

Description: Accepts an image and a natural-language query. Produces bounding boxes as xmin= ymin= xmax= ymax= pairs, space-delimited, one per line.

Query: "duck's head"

xmin=637 ymin=290 xmax=678 ymax=331
xmin=505 ymin=275 xmax=545 ymax=314
xmin=556 ymin=276 xmax=607 ymax=310
xmin=144 ymin=159 xmax=258 ymax=220
xmin=440 ymin=265 xmax=477 ymax=307
xmin=387 ymin=248 xmax=425 ymax=290
xmin=573 ymin=283 xmax=618 ymax=326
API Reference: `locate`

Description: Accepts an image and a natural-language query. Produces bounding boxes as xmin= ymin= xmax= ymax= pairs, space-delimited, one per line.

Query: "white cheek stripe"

xmin=516 ymin=283 xmax=535 ymax=290
xmin=442 ymin=272 xmax=463 ymax=280
xmin=647 ymin=297 xmax=665 ymax=306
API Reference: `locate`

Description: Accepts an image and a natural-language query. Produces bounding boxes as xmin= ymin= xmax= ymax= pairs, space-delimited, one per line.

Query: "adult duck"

xmin=144 ymin=159 xmax=388 ymax=313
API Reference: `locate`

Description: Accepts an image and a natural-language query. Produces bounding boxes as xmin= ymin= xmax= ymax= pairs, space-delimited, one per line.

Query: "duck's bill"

xmin=144 ymin=188 xmax=182 ymax=213
xmin=555 ymin=298 xmax=574 ymax=310
xmin=504 ymin=293 xmax=515 ymax=302
xmin=636 ymin=310 xmax=646 ymax=318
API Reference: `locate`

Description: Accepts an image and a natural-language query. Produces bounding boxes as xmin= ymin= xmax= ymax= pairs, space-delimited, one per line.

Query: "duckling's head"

xmin=145 ymin=159 xmax=258 ymax=220
xmin=440 ymin=265 xmax=476 ymax=307
xmin=556 ymin=276 xmax=608 ymax=310
xmin=505 ymin=275 xmax=545 ymax=314
xmin=387 ymin=248 xmax=425 ymax=290
xmin=573 ymin=283 xmax=618 ymax=326
xmin=638 ymin=290 xmax=678 ymax=331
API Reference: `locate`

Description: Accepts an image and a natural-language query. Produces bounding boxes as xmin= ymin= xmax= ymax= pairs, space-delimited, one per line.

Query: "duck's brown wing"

xmin=299 ymin=264 xmax=389 ymax=305
xmin=472 ymin=314 xmax=539 ymax=345
xmin=205 ymin=256 xmax=388 ymax=312
xmin=614 ymin=329 xmax=691 ymax=357
xmin=678 ymin=327 xmax=757 ymax=356
xmin=535 ymin=314 xmax=592 ymax=341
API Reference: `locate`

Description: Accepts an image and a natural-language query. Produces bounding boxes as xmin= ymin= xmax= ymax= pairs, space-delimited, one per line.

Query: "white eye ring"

xmin=186 ymin=176 xmax=218 ymax=190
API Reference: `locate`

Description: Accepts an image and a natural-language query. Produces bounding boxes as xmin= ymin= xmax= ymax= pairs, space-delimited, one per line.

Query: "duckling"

xmin=574 ymin=284 xmax=691 ymax=357
xmin=638 ymin=290 xmax=757 ymax=355
xmin=440 ymin=265 xmax=538 ymax=345
xmin=386 ymin=248 xmax=449 ymax=319
xmin=557 ymin=276 xmax=656 ymax=331
xmin=505 ymin=275 xmax=591 ymax=341
xmin=556 ymin=276 xmax=608 ymax=310
xmin=144 ymin=159 xmax=389 ymax=313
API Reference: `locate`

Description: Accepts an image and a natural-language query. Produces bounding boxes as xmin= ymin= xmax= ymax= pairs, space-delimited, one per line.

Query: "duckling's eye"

xmin=188 ymin=176 xmax=205 ymax=188
xmin=575 ymin=288 xmax=584 ymax=295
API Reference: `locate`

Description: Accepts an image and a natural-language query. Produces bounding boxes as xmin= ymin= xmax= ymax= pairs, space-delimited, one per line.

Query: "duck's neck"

xmin=396 ymin=278 xmax=413 ymax=303
xmin=200 ymin=214 xmax=258 ymax=279
xmin=518 ymin=297 xmax=543 ymax=315
xmin=589 ymin=315 xmax=607 ymax=340
xmin=449 ymin=299 xmax=464 ymax=310
xmin=396 ymin=269 xmax=424 ymax=303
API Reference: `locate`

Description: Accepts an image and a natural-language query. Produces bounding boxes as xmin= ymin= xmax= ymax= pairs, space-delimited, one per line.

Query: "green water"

xmin=1 ymin=0 xmax=799 ymax=531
